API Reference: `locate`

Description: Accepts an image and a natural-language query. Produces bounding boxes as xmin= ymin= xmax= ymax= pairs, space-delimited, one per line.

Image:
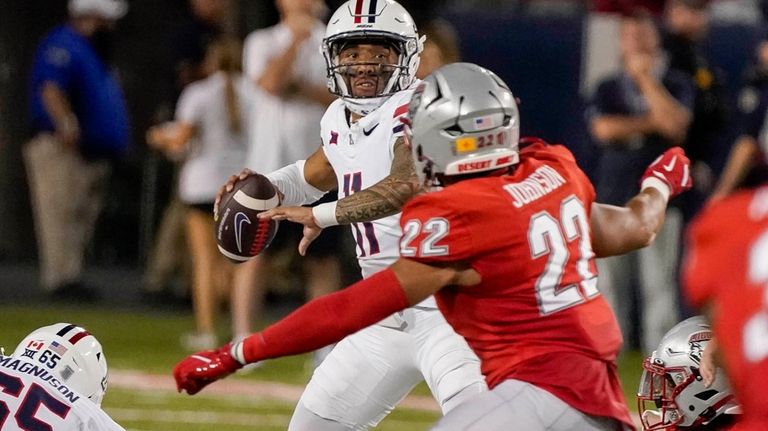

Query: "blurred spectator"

xmin=147 ymin=37 xmax=253 ymax=350
xmin=710 ymin=29 xmax=768 ymax=200
xmin=588 ymin=11 xmax=694 ymax=353
xmin=143 ymin=0 xmax=232 ymax=300
xmin=239 ymin=0 xmax=342 ymax=359
xmin=24 ymin=0 xmax=130 ymax=301
xmin=663 ymin=0 xmax=730 ymax=217
xmin=416 ymin=18 xmax=461 ymax=80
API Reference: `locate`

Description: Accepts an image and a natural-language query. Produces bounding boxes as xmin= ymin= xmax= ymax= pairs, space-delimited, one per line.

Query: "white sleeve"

xmin=243 ymin=31 xmax=270 ymax=81
xmin=78 ymin=402 xmax=127 ymax=431
xmin=175 ymin=85 xmax=203 ymax=125
xmin=266 ymin=160 xmax=327 ymax=206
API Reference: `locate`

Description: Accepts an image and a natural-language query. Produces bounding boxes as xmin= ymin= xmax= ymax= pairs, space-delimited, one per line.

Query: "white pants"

xmin=431 ymin=379 xmax=625 ymax=431
xmin=23 ymin=134 xmax=110 ymax=290
xmin=289 ymin=307 xmax=486 ymax=430
xmin=597 ymin=208 xmax=682 ymax=353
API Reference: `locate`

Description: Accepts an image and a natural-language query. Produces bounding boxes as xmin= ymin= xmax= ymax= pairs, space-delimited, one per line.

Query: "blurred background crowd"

xmin=0 ymin=0 xmax=767 ymax=354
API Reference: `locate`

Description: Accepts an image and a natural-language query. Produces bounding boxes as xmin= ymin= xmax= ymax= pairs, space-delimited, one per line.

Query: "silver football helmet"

xmin=405 ymin=62 xmax=520 ymax=189
xmin=638 ymin=316 xmax=739 ymax=430
xmin=13 ymin=323 xmax=109 ymax=406
xmin=322 ymin=0 xmax=423 ymax=116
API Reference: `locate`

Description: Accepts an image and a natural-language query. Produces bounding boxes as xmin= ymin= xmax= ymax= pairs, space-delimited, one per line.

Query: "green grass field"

xmin=0 ymin=304 xmax=644 ymax=430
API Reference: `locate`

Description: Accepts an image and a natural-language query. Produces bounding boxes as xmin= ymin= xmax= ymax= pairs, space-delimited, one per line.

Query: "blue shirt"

xmin=30 ymin=25 xmax=129 ymax=159
xmin=588 ymin=69 xmax=695 ymax=205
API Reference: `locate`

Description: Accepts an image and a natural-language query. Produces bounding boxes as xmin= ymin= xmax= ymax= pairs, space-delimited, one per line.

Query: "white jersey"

xmin=0 ymin=356 xmax=124 ymax=431
xmin=320 ymin=88 xmax=417 ymax=278
xmin=175 ymin=72 xmax=253 ymax=204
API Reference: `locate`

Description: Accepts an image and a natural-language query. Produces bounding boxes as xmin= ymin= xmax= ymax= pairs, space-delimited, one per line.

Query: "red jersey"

xmin=400 ymin=141 xmax=632 ymax=428
xmin=683 ymin=185 xmax=768 ymax=431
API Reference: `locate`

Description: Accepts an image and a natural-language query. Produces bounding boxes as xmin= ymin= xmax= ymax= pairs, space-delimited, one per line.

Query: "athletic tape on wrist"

xmin=312 ymin=201 xmax=338 ymax=228
xmin=641 ymin=177 xmax=671 ymax=202
xmin=230 ymin=340 xmax=246 ymax=365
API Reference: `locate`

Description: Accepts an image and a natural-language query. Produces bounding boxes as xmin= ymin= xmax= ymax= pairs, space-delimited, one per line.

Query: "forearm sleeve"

xmin=266 ymin=160 xmax=327 ymax=206
xmin=236 ymin=269 xmax=409 ymax=363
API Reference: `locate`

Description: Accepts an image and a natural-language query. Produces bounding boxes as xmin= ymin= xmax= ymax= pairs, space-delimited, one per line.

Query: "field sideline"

xmin=0 ymin=304 xmax=645 ymax=430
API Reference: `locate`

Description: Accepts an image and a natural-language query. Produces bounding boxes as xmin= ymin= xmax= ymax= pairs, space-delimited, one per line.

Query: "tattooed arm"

xmin=258 ymin=137 xmax=421 ymax=255
xmin=335 ymin=137 xmax=421 ymax=224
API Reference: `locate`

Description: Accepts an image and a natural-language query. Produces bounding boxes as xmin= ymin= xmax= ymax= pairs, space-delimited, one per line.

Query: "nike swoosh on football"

xmin=234 ymin=212 xmax=252 ymax=253
xmin=662 ymin=156 xmax=677 ymax=171
xmin=363 ymin=123 xmax=379 ymax=136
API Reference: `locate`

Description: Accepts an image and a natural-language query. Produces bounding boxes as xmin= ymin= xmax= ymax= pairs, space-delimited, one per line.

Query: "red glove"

xmin=640 ymin=146 xmax=692 ymax=200
xmin=173 ymin=343 xmax=243 ymax=395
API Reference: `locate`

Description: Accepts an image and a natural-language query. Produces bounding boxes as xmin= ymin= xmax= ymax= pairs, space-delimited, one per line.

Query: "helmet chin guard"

xmin=322 ymin=0 xmax=423 ymax=116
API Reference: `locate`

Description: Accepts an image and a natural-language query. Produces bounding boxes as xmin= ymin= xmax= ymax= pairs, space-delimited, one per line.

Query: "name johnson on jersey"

xmin=503 ymin=164 xmax=566 ymax=208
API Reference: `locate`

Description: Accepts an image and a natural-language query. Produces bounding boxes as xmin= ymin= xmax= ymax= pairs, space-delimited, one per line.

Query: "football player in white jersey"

xmin=192 ymin=1 xmax=486 ymax=430
xmin=0 ymin=323 xmax=125 ymax=431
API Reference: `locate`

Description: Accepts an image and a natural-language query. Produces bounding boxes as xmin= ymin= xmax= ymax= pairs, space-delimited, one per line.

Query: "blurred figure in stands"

xmin=588 ymin=10 xmax=694 ymax=353
xmin=663 ymin=0 xmax=730 ymax=218
xmin=239 ymin=0 xmax=343 ymax=361
xmin=25 ymin=0 xmax=129 ymax=302
xmin=143 ymin=0 xmax=232 ymax=302
xmin=710 ymin=28 xmax=768 ymax=200
xmin=416 ymin=18 xmax=461 ymax=80
xmin=147 ymin=37 xmax=253 ymax=350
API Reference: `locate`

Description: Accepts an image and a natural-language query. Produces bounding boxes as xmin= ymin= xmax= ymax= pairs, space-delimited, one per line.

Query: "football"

xmin=215 ymin=173 xmax=280 ymax=262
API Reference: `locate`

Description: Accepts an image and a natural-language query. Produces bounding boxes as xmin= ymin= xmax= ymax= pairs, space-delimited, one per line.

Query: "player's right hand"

xmin=640 ymin=146 xmax=692 ymax=199
xmin=173 ymin=343 xmax=243 ymax=395
xmin=214 ymin=169 xmax=257 ymax=218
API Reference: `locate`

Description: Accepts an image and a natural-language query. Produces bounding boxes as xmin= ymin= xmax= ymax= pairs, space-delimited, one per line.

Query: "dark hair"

xmin=206 ymin=37 xmax=243 ymax=134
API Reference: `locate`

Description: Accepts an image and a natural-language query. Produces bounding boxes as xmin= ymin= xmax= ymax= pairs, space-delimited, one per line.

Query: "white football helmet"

xmin=322 ymin=0 xmax=423 ymax=116
xmin=637 ymin=316 xmax=740 ymax=430
xmin=405 ymin=62 xmax=520 ymax=189
xmin=13 ymin=323 xmax=109 ymax=406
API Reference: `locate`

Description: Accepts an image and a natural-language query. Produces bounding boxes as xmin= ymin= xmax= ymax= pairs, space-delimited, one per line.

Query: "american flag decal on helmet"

xmin=353 ymin=0 xmax=378 ymax=24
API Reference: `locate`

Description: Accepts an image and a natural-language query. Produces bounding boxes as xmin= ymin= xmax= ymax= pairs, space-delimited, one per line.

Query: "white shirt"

xmin=320 ymin=87 xmax=416 ymax=279
xmin=175 ymin=72 xmax=253 ymax=204
xmin=243 ymin=22 xmax=328 ymax=172
xmin=0 ymin=356 xmax=125 ymax=431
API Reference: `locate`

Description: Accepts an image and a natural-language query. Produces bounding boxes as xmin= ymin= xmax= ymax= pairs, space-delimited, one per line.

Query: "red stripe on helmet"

xmin=353 ymin=0 xmax=363 ymax=23
xmin=69 ymin=330 xmax=91 ymax=345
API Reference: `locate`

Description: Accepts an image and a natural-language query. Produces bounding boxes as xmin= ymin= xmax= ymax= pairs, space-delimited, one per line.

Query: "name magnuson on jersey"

xmin=0 ymin=356 xmax=124 ymax=431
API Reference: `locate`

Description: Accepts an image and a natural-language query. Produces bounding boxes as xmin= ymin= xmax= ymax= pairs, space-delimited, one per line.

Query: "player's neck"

xmin=348 ymin=110 xmax=363 ymax=123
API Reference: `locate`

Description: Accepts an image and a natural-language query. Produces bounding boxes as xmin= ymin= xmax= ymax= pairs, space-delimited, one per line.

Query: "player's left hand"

xmin=258 ymin=206 xmax=322 ymax=256
xmin=700 ymin=337 xmax=719 ymax=388
xmin=640 ymin=146 xmax=693 ymax=199
xmin=173 ymin=343 xmax=243 ymax=395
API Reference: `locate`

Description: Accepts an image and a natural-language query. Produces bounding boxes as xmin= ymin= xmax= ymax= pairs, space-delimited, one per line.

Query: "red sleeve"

xmin=399 ymin=192 xmax=475 ymax=263
xmin=242 ymin=268 xmax=409 ymax=363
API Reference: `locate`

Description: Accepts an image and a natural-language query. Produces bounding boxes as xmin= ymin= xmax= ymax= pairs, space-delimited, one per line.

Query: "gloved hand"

xmin=640 ymin=146 xmax=693 ymax=200
xmin=173 ymin=343 xmax=243 ymax=395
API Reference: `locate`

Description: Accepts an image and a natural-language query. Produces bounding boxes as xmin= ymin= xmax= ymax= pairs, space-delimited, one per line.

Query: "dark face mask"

xmin=89 ymin=28 xmax=116 ymax=64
